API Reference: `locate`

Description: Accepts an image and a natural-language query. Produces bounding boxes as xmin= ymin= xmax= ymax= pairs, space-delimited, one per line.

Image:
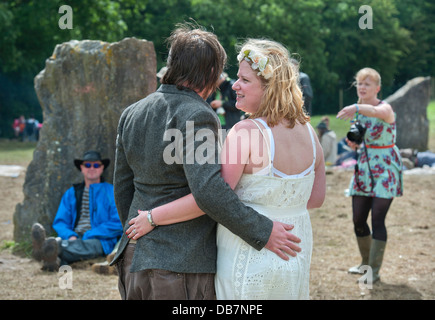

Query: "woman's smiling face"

xmin=232 ymin=60 xmax=265 ymax=114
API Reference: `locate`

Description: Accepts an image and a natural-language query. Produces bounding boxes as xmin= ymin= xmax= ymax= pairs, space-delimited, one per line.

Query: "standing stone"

xmin=385 ymin=77 xmax=431 ymax=151
xmin=14 ymin=38 xmax=157 ymax=242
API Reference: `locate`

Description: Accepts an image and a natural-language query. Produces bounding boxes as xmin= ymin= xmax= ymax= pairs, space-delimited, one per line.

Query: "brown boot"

xmin=31 ymin=223 xmax=46 ymax=261
xmin=91 ymin=260 xmax=118 ymax=275
xmin=105 ymin=242 xmax=119 ymax=264
xmin=41 ymin=237 xmax=60 ymax=272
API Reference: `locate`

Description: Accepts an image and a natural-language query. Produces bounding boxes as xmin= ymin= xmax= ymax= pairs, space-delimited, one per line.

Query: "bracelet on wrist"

xmin=147 ymin=209 xmax=158 ymax=227
xmin=354 ymin=103 xmax=359 ymax=114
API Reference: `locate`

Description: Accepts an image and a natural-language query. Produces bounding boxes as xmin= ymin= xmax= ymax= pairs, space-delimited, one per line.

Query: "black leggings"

xmin=352 ymin=196 xmax=393 ymax=241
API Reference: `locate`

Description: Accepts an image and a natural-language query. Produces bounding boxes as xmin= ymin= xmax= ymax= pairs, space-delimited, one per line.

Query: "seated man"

xmin=400 ymin=148 xmax=435 ymax=169
xmin=31 ymin=150 xmax=123 ymax=271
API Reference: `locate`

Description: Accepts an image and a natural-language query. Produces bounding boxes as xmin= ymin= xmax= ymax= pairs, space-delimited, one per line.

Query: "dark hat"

xmin=316 ymin=122 xmax=328 ymax=130
xmin=74 ymin=150 xmax=110 ymax=171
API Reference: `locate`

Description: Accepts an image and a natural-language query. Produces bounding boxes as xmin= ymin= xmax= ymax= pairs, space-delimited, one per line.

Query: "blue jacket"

xmin=53 ymin=182 xmax=123 ymax=254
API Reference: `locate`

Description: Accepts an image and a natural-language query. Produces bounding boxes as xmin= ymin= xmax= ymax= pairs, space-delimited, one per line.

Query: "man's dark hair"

xmin=162 ymin=22 xmax=227 ymax=96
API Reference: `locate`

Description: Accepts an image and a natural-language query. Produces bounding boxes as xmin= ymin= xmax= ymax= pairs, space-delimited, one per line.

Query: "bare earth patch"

xmin=0 ymin=165 xmax=433 ymax=300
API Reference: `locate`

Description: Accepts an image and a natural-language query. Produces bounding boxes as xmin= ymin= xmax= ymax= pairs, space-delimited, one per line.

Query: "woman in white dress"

xmin=128 ymin=39 xmax=326 ymax=299
xmin=214 ymin=40 xmax=325 ymax=299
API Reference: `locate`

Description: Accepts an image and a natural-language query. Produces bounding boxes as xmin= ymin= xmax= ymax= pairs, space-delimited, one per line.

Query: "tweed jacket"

xmin=111 ymin=84 xmax=273 ymax=273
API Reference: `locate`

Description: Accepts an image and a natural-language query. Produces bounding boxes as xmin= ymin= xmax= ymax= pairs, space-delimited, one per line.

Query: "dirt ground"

xmin=0 ymin=161 xmax=434 ymax=300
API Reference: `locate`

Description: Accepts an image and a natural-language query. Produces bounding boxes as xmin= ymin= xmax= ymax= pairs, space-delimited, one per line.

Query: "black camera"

xmin=347 ymin=121 xmax=366 ymax=144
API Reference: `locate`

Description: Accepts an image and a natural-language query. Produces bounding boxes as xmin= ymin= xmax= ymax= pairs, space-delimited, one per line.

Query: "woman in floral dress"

xmin=337 ymin=68 xmax=403 ymax=283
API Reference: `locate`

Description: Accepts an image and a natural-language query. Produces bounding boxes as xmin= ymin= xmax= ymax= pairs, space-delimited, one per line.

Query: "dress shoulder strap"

xmin=249 ymin=119 xmax=273 ymax=176
xmin=303 ymin=123 xmax=317 ymax=174
xmin=254 ymin=118 xmax=275 ymax=163
xmin=249 ymin=119 xmax=316 ymax=178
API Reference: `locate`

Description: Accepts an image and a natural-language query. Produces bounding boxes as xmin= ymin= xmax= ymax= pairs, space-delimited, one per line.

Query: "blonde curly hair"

xmin=236 ymin=39 xmax=310 ymax=128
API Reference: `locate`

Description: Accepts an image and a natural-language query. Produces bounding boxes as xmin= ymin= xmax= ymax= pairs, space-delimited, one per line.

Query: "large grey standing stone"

xmin=14 ymin=38 xmax=157 ymax=242
xmin=385 ymin=77 xmax=431 ymax=151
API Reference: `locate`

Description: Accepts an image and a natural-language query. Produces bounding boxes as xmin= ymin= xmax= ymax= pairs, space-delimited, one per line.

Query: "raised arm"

xmin=336 ymin=102 xmax=395 ymax=124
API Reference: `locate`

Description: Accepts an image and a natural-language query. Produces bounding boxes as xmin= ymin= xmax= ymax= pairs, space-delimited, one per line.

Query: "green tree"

xmin=119 ymin=0 xmax=194 ymax=68
xmin=319 ymin=0 xmax=411 ymax=113
xmin=394 ymin=0 xmax=435 ymax=88
xmin=0 ymin=0 xmax=129 ymax=137
xmin=0 ymin=0 xmax=433 ymax=137
xmin=0 ymin=2 xmax=20 ymax=74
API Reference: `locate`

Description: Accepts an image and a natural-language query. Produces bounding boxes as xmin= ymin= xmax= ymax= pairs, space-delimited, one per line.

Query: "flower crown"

xmin=237 ymin=49 xmax=273 ymax=79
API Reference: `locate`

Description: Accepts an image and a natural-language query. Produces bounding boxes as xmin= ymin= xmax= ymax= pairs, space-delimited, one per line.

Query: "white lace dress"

xmin=215 ymin=119 xmax=316 ymax=300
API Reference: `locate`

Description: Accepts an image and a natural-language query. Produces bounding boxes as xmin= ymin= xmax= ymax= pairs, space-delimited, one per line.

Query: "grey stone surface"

xmin=14 ymin=38 xmax=156 ymax=242
xmin=385 ymin=76 xmax=431 ymax=150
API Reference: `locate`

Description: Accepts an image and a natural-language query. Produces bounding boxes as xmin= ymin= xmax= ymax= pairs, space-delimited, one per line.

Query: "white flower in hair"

xmin=237 ymin=51 xmax=245 ymax=62
xmin=262 ymin=64 xmax=273 ymax=79
xmin=238 ymin=49 xmax=273 ymax=80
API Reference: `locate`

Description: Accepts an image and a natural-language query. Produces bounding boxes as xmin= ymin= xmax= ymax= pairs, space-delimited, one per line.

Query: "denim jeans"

xmin=59 ymin=238 xmax=104 ymax=264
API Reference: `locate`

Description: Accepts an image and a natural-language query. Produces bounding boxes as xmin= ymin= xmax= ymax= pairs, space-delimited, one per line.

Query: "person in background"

xmin=24 ymin=115 xmax=39 ymax=142
xmin=12 ymin=115 xmax=26 ymax=141
xmin=207 ymin=72 xmax=241 ymax=130
xmin=316 ymin=116 xmax=337 ymax=166
xmin=31 ymin=150 xmax=123 ymax=271
xmin=335 ymin=137 xmax=358 ymax=167
xmin=337 ymin=67 xmax=403 ymax=283
xmin=291 ymin=59 xmax=313 ymax=115
xmin=400 ymin=148 xmax=435 ymax=169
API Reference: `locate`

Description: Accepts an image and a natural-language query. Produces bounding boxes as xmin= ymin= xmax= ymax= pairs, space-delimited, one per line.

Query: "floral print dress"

xmin=349 ymin=104 xmax=403 ymax=199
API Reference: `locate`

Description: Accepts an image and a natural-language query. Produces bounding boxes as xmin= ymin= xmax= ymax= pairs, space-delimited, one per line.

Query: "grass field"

xmin=0 ymin=100 xmax=434 ymax=165
xmin=0 ymin=101 xmax=434 ymax=300
xmin=311 ymin=100 xmax=435 ymax=150
xmin=0 ymin=140 xmax=37 ymax=165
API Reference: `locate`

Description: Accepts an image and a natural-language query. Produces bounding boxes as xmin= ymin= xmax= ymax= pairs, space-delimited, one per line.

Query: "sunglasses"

xmin=83 ymin=162 xmax=102 ymax=169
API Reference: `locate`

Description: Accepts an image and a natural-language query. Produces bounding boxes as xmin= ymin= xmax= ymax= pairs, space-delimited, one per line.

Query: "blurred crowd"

xmin=12 ymin=115 xmax=41 ymax=142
